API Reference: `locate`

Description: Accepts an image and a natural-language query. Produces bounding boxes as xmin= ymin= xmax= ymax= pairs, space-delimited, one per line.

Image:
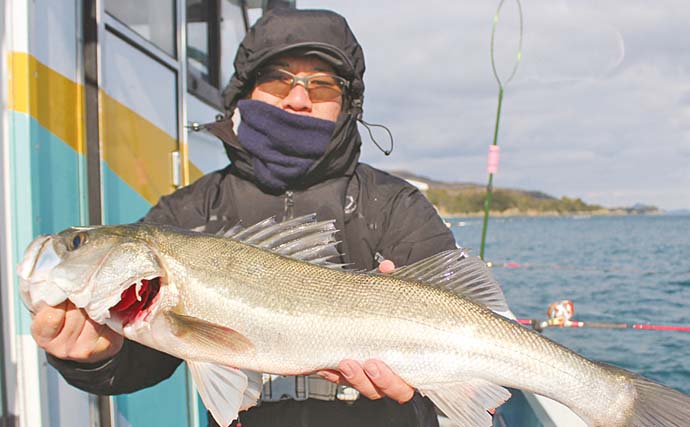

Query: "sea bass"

xmin=17 ymin=215 xmax=690 ymax=427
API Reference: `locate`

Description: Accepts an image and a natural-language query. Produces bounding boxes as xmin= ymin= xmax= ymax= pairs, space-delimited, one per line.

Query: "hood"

xmin=222 ymin=8 xmax=365 ymax=115
xmin=204 ymin=8 xmax=366 ymax=194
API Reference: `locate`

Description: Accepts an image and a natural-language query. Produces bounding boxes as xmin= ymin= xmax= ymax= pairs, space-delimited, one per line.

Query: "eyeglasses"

xmin=254 ymin=68 xmax=349 ymax=102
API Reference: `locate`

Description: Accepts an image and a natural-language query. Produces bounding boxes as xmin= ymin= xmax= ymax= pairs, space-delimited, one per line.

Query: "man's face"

xmin=250 ymin=56 xmax=343 ymax=122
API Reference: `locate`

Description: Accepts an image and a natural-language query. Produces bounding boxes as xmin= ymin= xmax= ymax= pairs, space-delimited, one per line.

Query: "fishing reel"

xmin=527 ymin=300 xmax=575 ymax=332
xmin=546 ymin=300 xmax=575 ymax=325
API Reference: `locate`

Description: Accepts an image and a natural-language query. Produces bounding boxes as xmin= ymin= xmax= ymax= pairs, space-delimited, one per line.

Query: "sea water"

xmin=449 ymin=214 xmax=690 ymax=395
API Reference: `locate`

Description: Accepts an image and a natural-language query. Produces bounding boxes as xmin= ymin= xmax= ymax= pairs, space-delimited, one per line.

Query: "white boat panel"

xmin=219 ymin=1 xmax=247 ymax=86
xmin=17 ymin=336 xmax=45 ymax=427
xmin=186 ymin=94 xmax=229 ymax=174
xmin=30 ymin=0 xmax=79 ymax=82
xmin=8 ymin=0 xmax=28 ymax=53
xmin=102 ymin=30 xmax=178 ymax=138
xmin=46 ymin=365 xmax=92 ymax=427
xmin=526 ymin=392 xmax=587 ymax=427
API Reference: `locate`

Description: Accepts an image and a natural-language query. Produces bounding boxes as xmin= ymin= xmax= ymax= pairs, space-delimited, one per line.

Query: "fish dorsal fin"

xmin=166 ymin=311 xmax=255 ymax=354
xmin=220 ymin=214 xmax=345 ymax=269
xmin=219 ymin=223 xmax=244 ymax=238
xmin=387 ymin=249 xmax=510 ymax=314
xmin=421 ymin=379 xmax=511 ymax=427
xmin=187 ymin=361 xmax=261 ymax=427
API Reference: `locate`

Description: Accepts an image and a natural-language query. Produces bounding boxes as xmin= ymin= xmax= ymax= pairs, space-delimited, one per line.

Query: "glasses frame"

xmin=254 ymin=68 xmax=350 ymax=102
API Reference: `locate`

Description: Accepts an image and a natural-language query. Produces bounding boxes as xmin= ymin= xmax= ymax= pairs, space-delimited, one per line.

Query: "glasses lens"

xmin=255 ymin=69 xmax=346 ymax=102
xmin=255 ymin=70 xmax=293 ymax=98
xmin=306 ymin=75 xmax=344 ymax=102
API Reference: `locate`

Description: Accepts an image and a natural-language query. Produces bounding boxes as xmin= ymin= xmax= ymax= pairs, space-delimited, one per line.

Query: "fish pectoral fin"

xmin=187 ymin=361 xmax=262 ymax=426
xmin=420 ymin=378 xmax=511 ymax=427
xmin=166 ymin=311 xmax=255 ymax=354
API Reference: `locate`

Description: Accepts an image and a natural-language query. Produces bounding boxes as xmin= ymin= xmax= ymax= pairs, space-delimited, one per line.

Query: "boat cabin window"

xmin=187 ymin=0 xmax=248 ymax=108
xmin=187 ymin=0 xmax=220 ymax=88
xmin=105 ymin=0 xmax=176 ymax=57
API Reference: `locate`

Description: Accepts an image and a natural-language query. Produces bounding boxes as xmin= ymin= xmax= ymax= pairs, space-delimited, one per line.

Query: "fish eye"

xmin=69 ymin=232 xmax=87 ymax=251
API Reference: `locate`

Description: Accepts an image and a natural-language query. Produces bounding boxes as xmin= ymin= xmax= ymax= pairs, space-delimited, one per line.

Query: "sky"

xmin=298 ymin=0 xmax=690 ymax=210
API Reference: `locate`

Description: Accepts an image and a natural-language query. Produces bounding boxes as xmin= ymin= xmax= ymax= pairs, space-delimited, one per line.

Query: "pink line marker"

xmin=487 ymin=145 xmax=500 ymax=174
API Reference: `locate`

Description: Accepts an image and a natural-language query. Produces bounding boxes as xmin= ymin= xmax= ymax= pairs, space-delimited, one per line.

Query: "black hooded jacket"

xmin=48 ymin=8 xmax=456 ymax=427
xmin=212 ymin=7 xmax=366 ymax=193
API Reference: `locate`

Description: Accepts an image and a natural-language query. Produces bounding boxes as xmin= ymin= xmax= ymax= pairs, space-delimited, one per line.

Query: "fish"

xmin=17 ymin=214 xmax=690 ymax=427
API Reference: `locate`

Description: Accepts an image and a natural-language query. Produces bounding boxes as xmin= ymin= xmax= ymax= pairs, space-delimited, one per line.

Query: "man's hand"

xmin=318 ymin=359 xmax=415 ymax=404
xmin=31 ymin=301 xmax=123 ymax=363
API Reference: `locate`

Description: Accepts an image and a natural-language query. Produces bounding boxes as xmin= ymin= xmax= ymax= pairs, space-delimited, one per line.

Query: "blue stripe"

xmin=8 ymin=111 xmax=87 ymax=335
xmin=115 ymin=367 xmax=191 ymax=426
xmin=101 ymin=164 xmax=152 ymax=224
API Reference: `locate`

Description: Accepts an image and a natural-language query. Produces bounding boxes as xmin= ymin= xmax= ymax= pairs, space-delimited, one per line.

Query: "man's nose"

xmin=281 ymin=84 xmax=312 ymax=112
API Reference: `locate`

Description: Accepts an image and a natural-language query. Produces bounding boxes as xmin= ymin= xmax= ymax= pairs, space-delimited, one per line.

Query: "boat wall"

xmin=1 ymin=0 xmax=252 ymax=425
xmin=3 ymin=1 xmax=90 ymax=425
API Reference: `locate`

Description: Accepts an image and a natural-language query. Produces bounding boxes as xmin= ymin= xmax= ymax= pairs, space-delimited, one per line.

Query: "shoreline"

xmin=437 ymin=208 xmax=665 ymax=218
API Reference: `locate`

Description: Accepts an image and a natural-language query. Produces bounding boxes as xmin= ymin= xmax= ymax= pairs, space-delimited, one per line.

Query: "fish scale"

xmin=17 ymin=219 xmax=690 ymax=427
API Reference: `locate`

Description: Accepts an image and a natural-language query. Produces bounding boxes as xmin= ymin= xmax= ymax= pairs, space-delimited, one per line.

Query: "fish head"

xmin=17 ymin=224 xmax=174 ymax=331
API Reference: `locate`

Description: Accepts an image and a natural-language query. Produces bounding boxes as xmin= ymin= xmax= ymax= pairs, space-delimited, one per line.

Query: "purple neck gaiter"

xmin=237 ymin=99 xmax=336 ymax=193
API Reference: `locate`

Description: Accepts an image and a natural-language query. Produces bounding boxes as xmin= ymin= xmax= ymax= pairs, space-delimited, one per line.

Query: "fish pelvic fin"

xmin=165 ymin=311 xmax=255 ymax=354
xmin=187 ymin=361 xmax=262 ymax=427
xmin=387 ymin=249 xmax=510 ymax=314
xmin=420 ymin=379 xmax=511 ymax=427
xmin=617 ymin=374 xmax=690 ymax=427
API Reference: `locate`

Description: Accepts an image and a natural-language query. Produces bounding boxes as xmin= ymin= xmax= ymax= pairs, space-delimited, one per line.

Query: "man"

xmin=30 ymin=8 xmax=457 ymax=427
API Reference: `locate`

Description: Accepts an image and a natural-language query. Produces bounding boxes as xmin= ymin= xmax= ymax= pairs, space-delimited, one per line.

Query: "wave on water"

xmin=450 ymin=215 xmax=690 ymax=395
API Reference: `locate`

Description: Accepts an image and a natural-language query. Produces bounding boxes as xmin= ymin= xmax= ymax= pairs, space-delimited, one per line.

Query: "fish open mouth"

xmin=109 ymin=277 xmax=161 ymax=326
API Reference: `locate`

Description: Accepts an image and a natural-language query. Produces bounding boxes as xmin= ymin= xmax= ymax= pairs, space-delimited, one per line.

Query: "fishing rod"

xmin=517 ymin=300 xmax=690 ymax=333
xmin=487 ymin=261 xmax=651 ymax=274
xmin=479 ymin=0 xmax=524 ymax=260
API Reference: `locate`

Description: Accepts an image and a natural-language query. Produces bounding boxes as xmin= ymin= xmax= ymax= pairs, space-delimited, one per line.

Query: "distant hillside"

xmin=389 ymin=170 xmax=661 ymax=217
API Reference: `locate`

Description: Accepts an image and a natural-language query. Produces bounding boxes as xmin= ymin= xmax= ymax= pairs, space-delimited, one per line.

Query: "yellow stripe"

xmin=8 ymin=51 xmax=208 ymax=204
xmin=8 ymin=52 xmax=86 ymax=155
xmin=189 ymin=161 xmax=204 ymax=184
xmin=100 ymin=91 xmax=178 ymax=205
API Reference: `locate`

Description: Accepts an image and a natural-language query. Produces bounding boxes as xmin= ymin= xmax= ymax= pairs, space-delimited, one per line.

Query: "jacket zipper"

xmin=284 ymin=190 xmax=295 ymax=220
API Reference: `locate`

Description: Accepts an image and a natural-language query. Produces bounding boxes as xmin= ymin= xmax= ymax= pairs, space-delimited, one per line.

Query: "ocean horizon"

xmin=448 ymin=214 xmax=690 ymax=395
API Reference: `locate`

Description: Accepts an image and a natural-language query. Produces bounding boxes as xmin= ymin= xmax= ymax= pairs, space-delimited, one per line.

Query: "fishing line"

xmin=479 ymin=0 xmax=523 ymax=260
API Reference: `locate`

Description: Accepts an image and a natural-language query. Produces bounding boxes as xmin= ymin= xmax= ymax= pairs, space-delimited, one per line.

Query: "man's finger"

xmin=378 ymin=259 xmax=396 ymax=274
xmin=43 ymin=303 xmax=88 ymax=359
xmin=338 ymin=359 xmax=383 ymax=400
xmin=61 ymin=302 xmax=88 ymax=348
xmin=363 ymin=359 xmax=414 ymax=404
xmin=89 ymin=321 xmax=124 ymax=359
xmin=31 ymin=301 xmax=68 ymax=345
xmin=316 ymin=369 xmax=343 ymax=384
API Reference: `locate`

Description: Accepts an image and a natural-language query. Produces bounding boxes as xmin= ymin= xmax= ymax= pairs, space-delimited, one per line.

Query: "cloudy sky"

xmin=298 ymin=0 xmax=690 ymax=210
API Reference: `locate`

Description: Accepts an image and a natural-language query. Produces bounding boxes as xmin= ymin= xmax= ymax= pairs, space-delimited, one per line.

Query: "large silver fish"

xmin=17 ymin=215 xmax=690 ymax=427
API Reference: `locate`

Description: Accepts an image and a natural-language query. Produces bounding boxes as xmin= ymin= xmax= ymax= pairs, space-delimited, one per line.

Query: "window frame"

xmin=187 ymin=0 xmax=225 ymax=109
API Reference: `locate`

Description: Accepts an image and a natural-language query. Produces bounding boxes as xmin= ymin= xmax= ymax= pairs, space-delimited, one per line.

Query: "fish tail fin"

xmin=624 ymin=375 xmax=690 ymax=427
